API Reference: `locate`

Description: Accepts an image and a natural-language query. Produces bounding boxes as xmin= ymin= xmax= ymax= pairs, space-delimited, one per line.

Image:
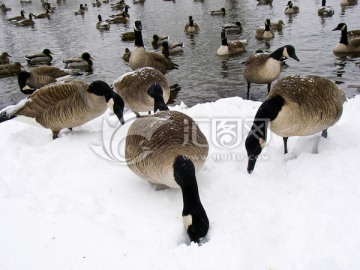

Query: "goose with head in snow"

xmin=17 ymin=66 xmax=82 ymax=95
xmin=0 ymin=52 xmax=11 ymax=65
xmin=243 ymin=45 xmax=300 ymax=99
xmin=210 ymin=8 xmax=225 ymax=16
xmin=285 ymin=1 xmax=299 ymax=14
xmin=184 ymin=16 xmax=200 ymax=33
xmin=216 ymin=28 xmax=247 ymax=56
xmin=0 ymin=80 xmax=124 ymax=139
xmin=112 ymin=67 xmax=170 ymax=116
xmin=318 ymin=0 xmax=334 ymax=16
xmin=160 ymin=41 xmax=183 ymax=58
xmin=129 ymin=20 xmax=179 ymax=74
xmin=255 ymin=18 xmax=275 ymax=40
xmin=245 ymin=75 xmax=345 ymax=174
xmin=63 ymin=52 xmax=94 ymax=69
xmin=25 ymin=49 xmax=53 ymax=65
xmin=97 ymin=15 xmax=110 ymax=30
xmin=332 ymin=23 xmax=360 ymax=53
xmin=124 ymin=83 xmax=209 ymax=243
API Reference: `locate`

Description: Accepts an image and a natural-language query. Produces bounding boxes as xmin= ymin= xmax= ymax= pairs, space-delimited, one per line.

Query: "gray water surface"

xmin=0 ymin=0 xmax=359 ymax=108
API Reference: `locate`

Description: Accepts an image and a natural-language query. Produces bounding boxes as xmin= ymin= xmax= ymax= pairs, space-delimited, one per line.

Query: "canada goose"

xmin=121 ymin=31 xmax=135 ymax=41
xmin=160 ymin=41 xmax=184 ymax=58
xmin=0 ymin=4 xmax=11 ymax=12
xmin=97 ymin=15 xmax=110 ymax=30
xmin=25 ymin=49 xmax=53 ymax=65
xmin=106 ymin=12 xmax=129 ymax=24
xmin=255 ymin=19 xmax=275 ymax=40
xmin=16 ymin=13 xmax=35 ymax=26
xmin=333 ymin=23 xmax=360 ymax=53
xmin=92 ymin=0 xmax=102 ymax=7
xmin=318 ymin=0 xmax=334 ymax=16
xmin=45 ymin=3 xmax=56 ymax=13
xmin=112 ymin=67 xmax=170 ymax=116
xmin=210 ymin=8 xmax=225 ymax=16
xmin=257 ymin=0 xmax=273 ymax=5
xmin=34 ymin=9 xmax=51 ymax=19
xmin=222 ymin=22 xmax=242 ymax=32
xmin=0 ymin=52 xmax=11 ymax=65
xmin=17 ymin=66 xmax=82 ymax=95
xmin=75 ymin=4 xmax=85 ymax=15
xmin=217 ymin=29 xmax=247 ymax=56
xmin=20 ymin=0 xmax=32 ymax=3
xmin=184 ymin=16 xmax=200 ymax=33
xmin=63 ymin=52 xmax=94 ymax=69
xmin=243 ymin=45 xmax=300 ymax=99
xmin=125 ymin=83 xmax=209 ymax=243
xmin=0 ymin=80 xmax=124 ymax=139
xmin=340 ymin=0 xmax=358 ymax=5
xmin=245 ymin=75 xmax=345 ymax=174
xmin=7 ymin=10 xmax=26 ymax=22
xmin=122 ymin=48 xmax=131 ymax=62
xmin=285 ymin=1 xmax=299 ymax=14
xmin=270 ymin=20 xmax=285 ymax=31
xmin=129 ymin=20 xmax=179 ymax=74
xmin=0 ymin=62 xmax=23 ymax=78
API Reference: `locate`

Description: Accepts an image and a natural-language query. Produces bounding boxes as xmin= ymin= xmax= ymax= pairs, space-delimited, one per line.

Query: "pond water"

xmin=0 ymin=0 xmax=359 ymax=109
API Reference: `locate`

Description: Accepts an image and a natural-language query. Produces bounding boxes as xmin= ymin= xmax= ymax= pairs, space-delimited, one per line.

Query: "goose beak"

xmin=247 ymin=156 xmax=257 ymax=174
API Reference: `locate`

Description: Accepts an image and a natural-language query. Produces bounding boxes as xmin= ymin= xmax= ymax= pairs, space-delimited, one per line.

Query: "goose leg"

xmin=52 ymin=130 xmax=60 ymax=140
xmin=321 ymin=129 xmax=328 ymax=138
xmin=247 ymin=82 xmax=251 ymax=100
xmin=267 ymin=83 xmax=271 ymax=93
xmin=283 ymin=137 xmax=289 ymax=154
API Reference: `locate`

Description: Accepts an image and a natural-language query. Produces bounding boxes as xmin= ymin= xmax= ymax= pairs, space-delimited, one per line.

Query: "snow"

xmin=1 ymin=95 xmax=360 ymax=270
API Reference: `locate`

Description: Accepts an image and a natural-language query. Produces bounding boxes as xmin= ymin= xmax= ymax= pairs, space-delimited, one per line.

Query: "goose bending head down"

xmin=125 ymin=83 xmax=209 ymax=243
xmin=112 ymin=67 xmax=170 ymax=116
xmin=129 ymin=20 xmax=179 ymax=74
xmin=0 ymin=80 xmax=124 ymax=139
xmin=245 ymin=75 xmax=345 ymax=174
xmin=243 ymin=45 xmax=300 ymax=99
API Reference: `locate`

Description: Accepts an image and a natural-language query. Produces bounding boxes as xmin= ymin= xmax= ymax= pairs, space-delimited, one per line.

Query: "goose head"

xmin=88 ymin=80 xmax=125 ymax=124
xmin=134 ymin=20 xmax=142 ymax=31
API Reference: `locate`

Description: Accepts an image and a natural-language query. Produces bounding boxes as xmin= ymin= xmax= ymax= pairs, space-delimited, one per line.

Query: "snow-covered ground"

xmin=1 ymin=96 xmax=360 ymax=270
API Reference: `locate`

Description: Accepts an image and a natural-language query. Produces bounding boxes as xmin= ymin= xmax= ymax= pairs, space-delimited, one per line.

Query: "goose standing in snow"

xmin=245 ymin=75 xmax=345 ymax=174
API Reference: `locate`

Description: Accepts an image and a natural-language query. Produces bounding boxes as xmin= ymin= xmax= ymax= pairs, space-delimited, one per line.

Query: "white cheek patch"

xmin=107 ymin=98 xmax=114 ymax=112
xmin=259 ymin=138 xmax=266 ymax=149
xmin=283 ymin=47 xmax=289 ymax=58
xmin=341 ymin=25 xmax=346 ymax=31
xmin=22 ymin=85 xmax=32 ymax=91
xmin=183 ymin=215 xmax=193 ymax=231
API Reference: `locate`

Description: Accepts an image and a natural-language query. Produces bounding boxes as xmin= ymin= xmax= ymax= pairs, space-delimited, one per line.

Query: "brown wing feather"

xmin=32 ymin=66 xmax=70 ymax=78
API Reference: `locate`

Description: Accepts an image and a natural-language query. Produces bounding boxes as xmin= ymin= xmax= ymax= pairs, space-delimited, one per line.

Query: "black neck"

xmin=221 ymin=38 xmax=228 ymax=46
xmin=153 ymin=95 xmax=169 ymax=112
xmin=134 ymin=30 xmax=144 ymax=47
xmin=189 ymin=20 xmax=194 ymax=27
xmin=250 ymin=95 xmax=285 ymax=140
xmin=322 ymin=0 xmax=326 ymax=6
xmin=340 ymin=26 xmax=348 ymax=45
xmin=270 ymin=47 xmax=285 ymax=61
xmin=265 ymin=22 xmax=270 ymax=31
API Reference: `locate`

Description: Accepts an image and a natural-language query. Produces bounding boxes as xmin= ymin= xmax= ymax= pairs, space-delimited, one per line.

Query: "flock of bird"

xmin=0 ymin=0 xmax=359 ymax=243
